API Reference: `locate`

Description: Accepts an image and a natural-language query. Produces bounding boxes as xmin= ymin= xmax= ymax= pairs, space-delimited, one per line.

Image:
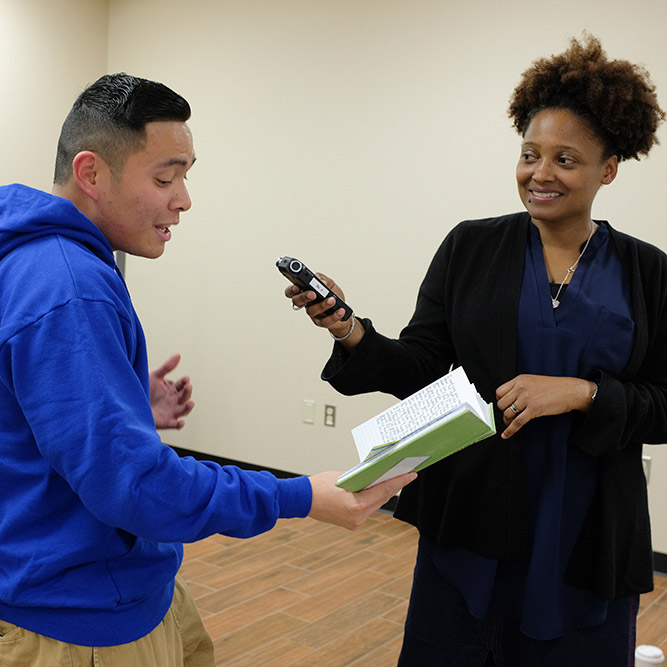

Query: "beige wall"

xmin=2 ymin=0 xmax=667 ymax=551
xmin=0 ymin=0 xmax=109 ymax=189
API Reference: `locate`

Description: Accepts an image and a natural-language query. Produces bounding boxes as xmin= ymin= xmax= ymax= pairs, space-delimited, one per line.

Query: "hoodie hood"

xmin=0 ymin=184 xmax=115 ymax=265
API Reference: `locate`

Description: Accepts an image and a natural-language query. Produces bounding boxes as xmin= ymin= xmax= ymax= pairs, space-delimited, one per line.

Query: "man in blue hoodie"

xmin=0 ymin=73 xmax=415 ymax=665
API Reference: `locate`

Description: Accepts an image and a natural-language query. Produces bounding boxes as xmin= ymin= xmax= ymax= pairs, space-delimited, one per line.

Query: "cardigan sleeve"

xmin=569 ymin=233 xmax=667 ymax=456
xmin=321 ymin=215 xmax=528 ymax=406
xmin=322 ymin=234 xmax=459 ymax=401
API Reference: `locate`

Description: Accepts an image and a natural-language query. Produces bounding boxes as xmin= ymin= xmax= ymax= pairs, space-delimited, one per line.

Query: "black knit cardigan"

xmin=323 ymin=212 xmax=667 ymax=600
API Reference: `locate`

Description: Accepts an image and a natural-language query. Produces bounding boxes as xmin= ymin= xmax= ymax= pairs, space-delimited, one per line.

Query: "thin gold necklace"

xmin=551 ymin=223 xmax=594 ymax=309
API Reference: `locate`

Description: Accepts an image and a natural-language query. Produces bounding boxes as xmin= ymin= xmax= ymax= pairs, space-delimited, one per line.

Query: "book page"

xmin=351 ymin=367 xmax=484 ymax=460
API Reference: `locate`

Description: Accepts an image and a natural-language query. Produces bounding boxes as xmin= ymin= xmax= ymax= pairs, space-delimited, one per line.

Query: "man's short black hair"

xmin=53 ymin=73 xmax=191 ymax=184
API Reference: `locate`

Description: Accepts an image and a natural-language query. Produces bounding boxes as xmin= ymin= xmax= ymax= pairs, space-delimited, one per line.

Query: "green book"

xmin=336 ymin=367 xmax=496 ymax=492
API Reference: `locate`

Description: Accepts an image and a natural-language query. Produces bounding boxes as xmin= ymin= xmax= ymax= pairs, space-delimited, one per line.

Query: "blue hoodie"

xmin=0 ymin=184 xmax=312 ymax=646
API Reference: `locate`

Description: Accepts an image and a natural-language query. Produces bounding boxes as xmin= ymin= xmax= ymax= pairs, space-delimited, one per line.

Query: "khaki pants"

xmin=0 ymin=576 xmax=214 ymax=667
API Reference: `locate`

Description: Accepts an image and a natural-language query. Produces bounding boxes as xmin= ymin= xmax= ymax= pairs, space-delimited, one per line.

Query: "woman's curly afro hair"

xmin=508 ymin=34 xmax=665 ymax=161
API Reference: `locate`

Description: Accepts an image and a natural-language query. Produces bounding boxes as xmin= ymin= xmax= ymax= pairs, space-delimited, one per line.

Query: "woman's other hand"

xmin=496 ymin=374 xmax=597 ymax=439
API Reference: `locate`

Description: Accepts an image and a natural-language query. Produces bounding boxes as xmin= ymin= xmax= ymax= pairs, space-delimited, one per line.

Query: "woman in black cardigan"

xmin=285 ymin=35 xmax=667 ymax=666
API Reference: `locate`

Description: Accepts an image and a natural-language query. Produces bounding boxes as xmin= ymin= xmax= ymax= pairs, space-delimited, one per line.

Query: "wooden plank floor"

xmin=180 ymin=511 xmax=667 ymax=665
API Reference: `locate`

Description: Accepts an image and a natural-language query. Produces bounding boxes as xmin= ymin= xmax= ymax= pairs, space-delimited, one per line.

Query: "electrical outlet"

xmin=324 ymin=404 xmax=336 ymax=427
xmin=302 ymin=400 xmax=315 ymax=425
xmin=643 ymin=454 xmax=651 ymax=483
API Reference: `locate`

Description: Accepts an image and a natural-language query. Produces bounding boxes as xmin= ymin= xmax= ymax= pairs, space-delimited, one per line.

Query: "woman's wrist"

xmin=329 ymin=315 xmax=356 ymax=342
xmin=583 ymin=380 xmax=598 ymax=412
xmin=590 ymin=381 xmax=599 ymax=402
xmin=329 ymin=316 xmax=365 ymax=349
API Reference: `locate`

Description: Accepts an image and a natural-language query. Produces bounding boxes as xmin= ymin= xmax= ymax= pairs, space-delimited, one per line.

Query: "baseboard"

xmin=654 ymin=551 xmax=667 ymax=575
xmin=167 ymin=445 xmax=665 ymax=566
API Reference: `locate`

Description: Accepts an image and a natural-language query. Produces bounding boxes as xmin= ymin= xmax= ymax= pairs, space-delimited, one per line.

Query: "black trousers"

xmin=398 ymin=537 xmax=638 ymax=667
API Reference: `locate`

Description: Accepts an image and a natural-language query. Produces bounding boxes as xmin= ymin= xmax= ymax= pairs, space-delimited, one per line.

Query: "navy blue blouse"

xmin=433 ymin=221 xmax=635 ymax=639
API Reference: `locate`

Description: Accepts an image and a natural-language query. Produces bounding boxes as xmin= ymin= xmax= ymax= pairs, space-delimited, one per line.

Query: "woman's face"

xmin=516 ymin=108 xmax=618 ymax=229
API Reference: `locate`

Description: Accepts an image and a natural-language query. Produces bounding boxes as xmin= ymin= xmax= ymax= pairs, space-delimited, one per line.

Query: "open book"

xmin=336 ymin=367 xmax=496 ymax=492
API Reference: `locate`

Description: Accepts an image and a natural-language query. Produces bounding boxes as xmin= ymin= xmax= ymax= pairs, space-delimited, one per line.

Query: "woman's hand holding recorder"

xmin=285 ymin=273 xmax=365 ymax=348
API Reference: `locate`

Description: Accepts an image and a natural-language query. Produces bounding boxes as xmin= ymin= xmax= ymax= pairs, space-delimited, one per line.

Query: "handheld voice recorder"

xmin=276 ymin=256 xmax=353 ymax=321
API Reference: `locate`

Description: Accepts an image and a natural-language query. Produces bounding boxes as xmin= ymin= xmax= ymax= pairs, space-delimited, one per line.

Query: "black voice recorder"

xmin=276 ymin=256 xmax=353 ymax=321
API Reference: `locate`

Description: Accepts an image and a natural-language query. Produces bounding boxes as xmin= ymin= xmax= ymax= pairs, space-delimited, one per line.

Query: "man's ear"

xmin=71 ymin=151 xmax=110 ymax=200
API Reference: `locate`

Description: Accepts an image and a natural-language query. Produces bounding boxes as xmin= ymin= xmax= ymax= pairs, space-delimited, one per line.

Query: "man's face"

xmin=95 ymin=121 xmax=196 ymax=259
